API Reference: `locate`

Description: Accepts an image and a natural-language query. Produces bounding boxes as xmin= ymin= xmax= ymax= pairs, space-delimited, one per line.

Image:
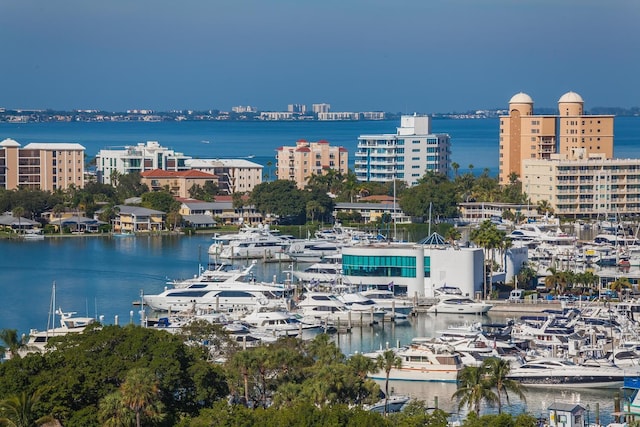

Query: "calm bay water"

xmin=1 ymin=117 xmax=639 ymax=177
xmin=0 ymin=119 xmax=501 ymax=174
xmin=1 ymin=118 xmax=639 ymax=422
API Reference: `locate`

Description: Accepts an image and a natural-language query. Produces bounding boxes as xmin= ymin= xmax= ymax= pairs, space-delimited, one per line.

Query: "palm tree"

xmin=452 ymin=365 xmax=498 ymax=416
xmin=451 ymin=162 xmax=460 ymax=178
xmin=348 ymin=353 xmax=377 ymax=381
xmin=470 ymin=220 xmax=505 ymax=299
xmin=230 ymin=350 xmax=256 ymax=404
xmin=0 ymin=329 xmax=30 ymax=359
xmin=98 ymin=391 xmax=135 ymax=427
xmin=376 ymin=349 xmax=402 ymax=416
xmin=11 ymin=206 xmax=25 ymax=235
xmin=610 ymin=277 xmax=631 ymax=298
xmin=444 ymin=226 xmax=462 ymax=248
xmin=0 ymin=389 xmax=54 ymax=427
xmin=119 ymin=367 xmax=163 ymax=427
xmin=482 ymin=357 xmax=525 ymax=413
xmin=536 ymin=199 xmax=555 ymax=216
xmin=266 ymin=161 xmax=273 ymax=181
xmin=52 ymin=203 xmax=66 ymax=234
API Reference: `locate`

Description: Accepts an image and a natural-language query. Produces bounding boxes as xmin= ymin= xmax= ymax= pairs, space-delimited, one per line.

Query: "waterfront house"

xmin=140 ymin=169 xmax=218 ymax=198
xmin=179 ymin=196 xmax=263 ymax=226
xmin=113 ymin=205 xmax=165 ymax=233
xmin=48 ymin=215 xmax=105 ymax=233
xmin=0 ymin=212 xmax=41 ymax=233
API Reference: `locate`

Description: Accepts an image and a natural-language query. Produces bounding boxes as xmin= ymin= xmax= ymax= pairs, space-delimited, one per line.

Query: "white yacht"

xmin=364 ymin=340 xmax=463 ymax=383
xmin=208 ymin=224 xmax=293 ymax=258
xmin=337 ymin=292 xmax=388 ymax=319
xmin=27 ymin=309 xmax=97 ymax=352
xmin=287 ymin=240 xmax=343 ymax=263
xmin=241 ymin=307 xmax=322 ymax=337
xmin=506 ymin=358 xmax=625 ymax=388
xmin=219 ymin=235 xmax=291 ymax=259
xmin=291 ymin=255 xmax=342 ymax=284
xmin=142 ymin=280 xmax=292 ymax=313
xmin=296 ymin=291 xmax=361 ymax=324
xmin=428 ymin=287 xmax=492 ymax=315
xmin=359 ymin=289 xmax=414 ymax=315
xmin=168 ymin=262 xmax=254 ymax=288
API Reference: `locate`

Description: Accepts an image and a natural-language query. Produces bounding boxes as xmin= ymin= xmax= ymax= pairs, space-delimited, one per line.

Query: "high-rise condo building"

xmin=96 ymin=141 xmax=191 ymax=185
xmin=355 ymin=115 xmax=451 ymax=187
xmin=499 ymin=92 xmax=614 ymax=184
xmin=275 ymin=140 xmax=348 ymax=189
xmin=0 ymin=139 xmax=85 ymax=191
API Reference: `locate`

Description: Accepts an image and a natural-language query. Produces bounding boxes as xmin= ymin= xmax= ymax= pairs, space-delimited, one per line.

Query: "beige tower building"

xmin=499 ymin=92 xmax=614 ymax=184
xmin=275 ymin=140 xmax=348 ymax=189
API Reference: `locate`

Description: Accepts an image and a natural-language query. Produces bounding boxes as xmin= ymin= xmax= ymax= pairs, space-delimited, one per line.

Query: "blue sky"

xmin=1 ymin=0 xmax=638 ymax=113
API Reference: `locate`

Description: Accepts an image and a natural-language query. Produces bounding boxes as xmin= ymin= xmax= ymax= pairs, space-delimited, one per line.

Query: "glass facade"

xmin=342 ymin=254 xmax=417 ymax=278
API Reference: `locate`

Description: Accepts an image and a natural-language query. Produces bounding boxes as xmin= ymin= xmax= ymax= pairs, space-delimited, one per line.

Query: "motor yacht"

xmin=337 ymin=292 xmax=388 ymax=319
xmin=27 ymin=309 xmax=98 ymax=352
xmin=142 ymin=280 xmax=292 ymax=313
xmin=427 ymin=286 xmax=492 ymax=315
xmin=364 ymin=395 xmax=410 ymax=413
xmin=291 ymin=255 xmax=342 ymax=284
xmin=287 ymin=240 xmax=343 ymax=263
xmin=241 ymin=307 xmax=322 ymax=337
xmin=364 ymin=340 xmax=463 ymax=382
xmin=359 ymin=289 xmax=414 ymax=315
xmin=219 ymin=236 xmax=291 ymax=259
xmin=296 ymin=291 xmax=363 ymax=324
xmin=506 ymin=357 xmax=625 ymax=388
xmin=168 ymin=261 xmax=254 ymax=288
xmin=208 ymin=224 xmax=294 ymax=258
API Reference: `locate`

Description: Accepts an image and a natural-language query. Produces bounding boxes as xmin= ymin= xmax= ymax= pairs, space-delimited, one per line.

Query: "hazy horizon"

xmin=2 ymin=1 xmax=638 ymax=113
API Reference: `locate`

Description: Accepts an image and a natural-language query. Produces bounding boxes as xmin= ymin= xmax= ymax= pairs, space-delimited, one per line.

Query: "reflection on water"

xmin=369 ymin=380 xmax=618 ymax=425
xmin=334 ymin=312 xmax=620 ymax=425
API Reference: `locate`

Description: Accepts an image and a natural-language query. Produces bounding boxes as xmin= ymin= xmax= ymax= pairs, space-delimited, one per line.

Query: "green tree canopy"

xmin=250 ymin=180 xmax=307 ymax=223
xmin=0 ymin=325 xmax=228 ymax=426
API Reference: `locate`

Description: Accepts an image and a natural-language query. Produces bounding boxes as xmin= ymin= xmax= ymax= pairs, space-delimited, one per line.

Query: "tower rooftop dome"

xmin=558 ymin=91 xmax=584 ymax=104
xmin=509 ymin=92 xmax=533 ymax=104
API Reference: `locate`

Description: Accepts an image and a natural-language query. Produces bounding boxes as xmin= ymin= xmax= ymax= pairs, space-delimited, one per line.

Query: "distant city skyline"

xmin=1 ymin=1 xmax=638 ymax=113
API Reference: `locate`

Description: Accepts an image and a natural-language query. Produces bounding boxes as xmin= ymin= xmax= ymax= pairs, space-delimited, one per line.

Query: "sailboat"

xmin=26 ymin=282 xmax=98 ymax=353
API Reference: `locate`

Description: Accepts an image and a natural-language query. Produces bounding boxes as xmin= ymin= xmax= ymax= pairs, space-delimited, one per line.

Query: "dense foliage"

xmin=0 ymin=324 xmax=551 ymax=426
xmin=0 ymin=325 xmax=227 ymax=426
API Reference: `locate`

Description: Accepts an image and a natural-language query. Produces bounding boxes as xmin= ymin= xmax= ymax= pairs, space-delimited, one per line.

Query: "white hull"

xmin=427 ymin=301 xmax=492 ymax=315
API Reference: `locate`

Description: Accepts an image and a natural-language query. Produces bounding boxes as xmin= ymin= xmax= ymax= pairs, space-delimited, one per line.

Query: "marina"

xmin=3 ymin=231 xmax=640 ymax=424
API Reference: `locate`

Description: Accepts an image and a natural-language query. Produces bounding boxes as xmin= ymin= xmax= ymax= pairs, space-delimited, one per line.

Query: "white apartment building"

xmin=317 ymin=112 xmax=360 ymax=121
xmin=232 ymin=105 xmax=257 ymax=113
xmin=312 ymin=103 xmax=331 ymax=114
xmin=522 ymin=153 xmax=640 ymax=217
xmin=96 ymin=141 xmax=191 ymax=185
xmin=355 ymin=115 xmax=451 ymax=186
xmin=259 ymin=112 xmax=294 ymax=120
xmin=361 ymin=112 xmax=386 ymax=120
xmin=288 ymin=104 xmax=307 ymax=114
xmin=185 ymin=158 xmax=263 ymax=194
